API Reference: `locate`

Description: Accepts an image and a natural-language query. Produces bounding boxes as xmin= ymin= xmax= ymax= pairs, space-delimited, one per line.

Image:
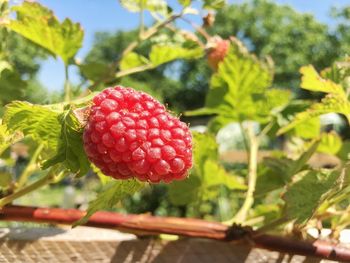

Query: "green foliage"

xmin=6 ymin=32 xmax=48 ymax=77
xmin=282 ymin=169 xmax=341 ymax=225
xmin=3 ymin=101 xmax=61 ymax=149
xmin=279 ymin=96 xmax=350 ymax=135
xmin=79 ymin=62 xmax=110 ymax=82
xmin=0 ymin=68 xmax=26 ymax=106
xmin=1 ymin=0 xmax=350 ymax=239
xmin=169 ymin=133 xmax=245 ymax=206
xmin=83 ymin=30 xmax=183 ymax=106
xmin=279 ymin=63 xmax=350 ymax=134
xmin=177 ymin=0 xmax=348 ymax=111
xmin=74 ymin=179 xmax=144 ymax=226
xmin=212 ymin=0 xmax=347 ymax=90
xmin=7 ymin=2 xmax=83 ymax=64
xmin=179 ymin=0 xmax=191 ymax=7
xmin=0 ymin=124 xmax=22 ymax=156
xmin=300 ymin=65 xmax=345 ymax=96
xmin=256 ymin=140 xmax=319 ymax=196
xmin=317 ymin=132 xmax=342 ymax=155
xmin=149 ymin=45 xmax=203 ymax=67
xmin=338 ymin=141 xmax=350 ymax=161
xmin=43 ymin=108 xmax=90 ymax=176
xmin=202 ymin=0 xmax=226 ymax=10
xmin=119 ymin=44 xmax=203 ymax=72
xmin=120 ymin=52 xmax=149 ymax=71
xmin=188 ymin=42 xmax=290 ymax=127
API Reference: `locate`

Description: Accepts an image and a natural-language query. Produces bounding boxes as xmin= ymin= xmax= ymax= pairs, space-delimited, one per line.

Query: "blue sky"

xmin=36 ymin=0 xmax=348 ymax=92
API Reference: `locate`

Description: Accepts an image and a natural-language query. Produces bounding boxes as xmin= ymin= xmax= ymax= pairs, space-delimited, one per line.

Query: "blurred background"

xmin=1 ymin=0 xmax=349 ymax=221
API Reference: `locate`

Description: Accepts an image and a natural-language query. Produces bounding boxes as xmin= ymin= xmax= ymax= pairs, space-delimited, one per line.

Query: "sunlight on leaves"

xmin=43 ymin=108 xmax=90 ymax=176
xmin=3 ymin=101 xmax=60 ymax=149
xmin=7 ymin=2 xmax=83 ymax=64
xmin=300 ymin=65 xmax=345 ymax=96
xmin=282 ymin=169 xmax=341 ymax=225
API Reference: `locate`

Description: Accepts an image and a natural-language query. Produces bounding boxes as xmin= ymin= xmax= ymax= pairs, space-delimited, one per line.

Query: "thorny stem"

xmin=1 ymin=205 xmax=350 ymax=261
xmin=0 ymin=168 xmax=64 ymax=208
xmin=88 ymin=11 xmax=185 ymax=91
xmin=239 ymin=122 xmax=249 ymax=161
xmin=180 ymin=16 xmax=211 ymax=41
xmin=115 ymin=64 xmax=155 ymax=79
xmin=64 ymin=64 xmax=71 ymax=102
xmin=17 ymin=143 xmax=44 ymax=188
xmin=234 ymin=123 xmax=259 ymax=224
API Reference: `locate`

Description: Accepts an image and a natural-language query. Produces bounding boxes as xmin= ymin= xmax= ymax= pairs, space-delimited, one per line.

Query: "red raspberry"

xmin=83 ymin=86 xmax=193 ymax=183
xmin=207 ymin=37 xmax=230 ymax=70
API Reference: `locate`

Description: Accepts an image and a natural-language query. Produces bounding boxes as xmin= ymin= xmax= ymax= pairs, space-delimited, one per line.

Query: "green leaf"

xmin=255 ymin=158 xmax=292 ymax=196
xmin=317 ymin=132 xmax=342 ymax=155
xmin=203 ymin=160 xmax=246 ymax=190
xmin=0 ymin=69 xmax=27 ymax=104
xmin=149 ymin=45 xmax=203 ymax=67
xmin=7 ymin=2 xmax=83 ymax=64
xmin=256 ymin=141 xmax=319 ymax=196
xmin=190 ymin=42 xmax=282 ymax=125
xmin=321 ymin=60 xmax=350 ymax=88
xmin=0 ymin=124 xmax=22 ymax=156
xmin=74 ymin=179 xmax=144 ymax=226
xmin=120 ymin=52 xmax=150 ymax=71
xmin=0 ymin=61 xmax=12 ymax=72
xmin=179 ymin=0 xmax=191 ymax=7
xmin=293 ymin=117 xmax=320 ymax=139
xmin=192 ymin=132 xmax=218 ymax=175
xmin=300 ymin=65 xmax=345 ymax=96
xmin=43 ymin=108 xmax=90 ymax=176
xmin=278 ymin=94 xmax=350 ymax=135
xmin=282 ymin=169 xmax=341 ymax=225
xmin=202 ymin=0 xmax=226 ymax=10
xmin=119 ymin=0 xmax=168 ymax=14
xmin=168 ymin=175 xmax=201 ymax=206
xmin=91 ymin=164 xmax=113 ymax=185
xmin=3 ymin=101 xmax=61 ymax=149
xmin=169 ymin=132 xmax=245 ymax=206
xmin=287 ymin=139 xmax=320 ymax=176
xmin=337 ymin=140 xmax=350 ymax=161
xmin=79 ymin=62 xmax=110 ymax=82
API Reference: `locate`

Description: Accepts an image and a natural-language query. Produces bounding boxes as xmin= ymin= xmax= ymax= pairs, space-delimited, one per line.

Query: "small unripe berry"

xmin=207 ymin=37 xmax=230 ymax=70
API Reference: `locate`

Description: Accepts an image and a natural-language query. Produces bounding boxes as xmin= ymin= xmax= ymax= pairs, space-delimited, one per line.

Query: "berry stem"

xmin=0 ymin=168 xmax=65 ymax=208
xmin=87 ymin=11 xmax=185 ymax=92
xmin=234 ymin=123 xmax=259 ymax=224
xmin=115 ymin=64 xmax=154 ymax=79
xmin=17 ymin=143 xmax=44 ymax=188
xmin=64 ymin=64 xmax=71 ymax=102
xmin=180 ymin=16 xmax=211 ymax=41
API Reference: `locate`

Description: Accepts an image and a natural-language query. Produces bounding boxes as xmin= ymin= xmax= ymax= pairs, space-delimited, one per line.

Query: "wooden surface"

xmin=0 ymin=227 xmax=340 ymax=262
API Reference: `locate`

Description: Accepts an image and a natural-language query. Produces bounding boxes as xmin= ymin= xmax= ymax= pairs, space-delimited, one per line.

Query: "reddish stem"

xmin=0 ymin=205 xmax=349 ymax=261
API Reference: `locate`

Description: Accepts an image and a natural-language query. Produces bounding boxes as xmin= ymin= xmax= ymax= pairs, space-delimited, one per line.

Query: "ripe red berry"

xmin=207 ymin=37 xmax=230 ymax=70
xmin=83 ymin=86 xmax=193 ymax=183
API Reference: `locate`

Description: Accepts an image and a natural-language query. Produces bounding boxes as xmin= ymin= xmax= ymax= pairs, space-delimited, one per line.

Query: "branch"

xmin=233 ymin=123 xmax=259 ymax=223
xmin=0 ymin=205 xmax=349 ymax=261
xmin=88 ymin=11 xmax=184 ymax=91
xmin=0 ymin=169 xmax=64 ymax=207
xmin=115 ymin=64 xmax=154 ymax=79
xmin=17 ymin=143 xmax=44 ymax=188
